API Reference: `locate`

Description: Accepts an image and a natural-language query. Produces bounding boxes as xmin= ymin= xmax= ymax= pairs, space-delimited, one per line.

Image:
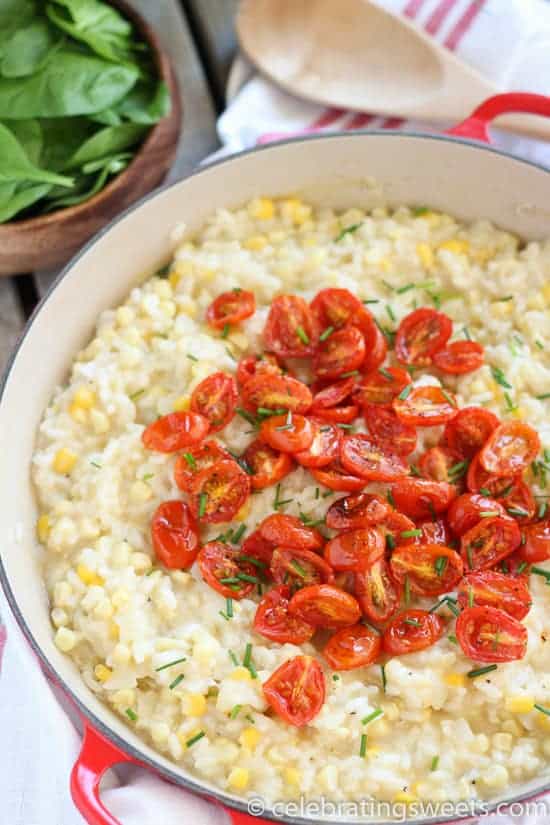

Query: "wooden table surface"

xmin=0 ymin=0 xmax=239 ymax=372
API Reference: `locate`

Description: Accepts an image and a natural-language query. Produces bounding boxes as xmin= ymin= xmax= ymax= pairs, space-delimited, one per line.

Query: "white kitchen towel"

xmin=2 ymin=1 xmax=550 ymax=824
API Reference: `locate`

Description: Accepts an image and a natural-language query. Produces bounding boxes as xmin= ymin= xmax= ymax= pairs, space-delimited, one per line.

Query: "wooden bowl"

xmin=0 ymin=0 xmax=182 ymax=277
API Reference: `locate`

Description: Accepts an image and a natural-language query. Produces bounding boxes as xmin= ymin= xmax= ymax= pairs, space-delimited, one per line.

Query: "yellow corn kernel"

xmin=527 ymin=293 xmax=545 ymax=311
xmin=69 ymin=402 xmax=87 ymax=423
xmin=491 ymin=301 xmax=513 ymax=318
xmin=227 ymin=767 xmax=250 ymax=791
xmin=177 ymin=296 xmax=197 ymax=318
xmin=301 ymin=236 xmax=317 ymax=247
xmin=250 ymin=197 xmax=275 ymax=221
xmin=281 ymin=198 xmax=311 ymax=226
xmin=234 ymin=502 xmax=250 ymax=522
xmin=53 ymin=448 xmax=77 ymax=474
xmin=183 ymin=693 xmax=207 ymax=717
xmin=394 ymin=791 xmax=418 ymax=805
xmin=419 ymin=211 xmax=442 ymax=226
xmin=109 ymin=622 xmax=120 ymax=641
xmin=73 ymin=386 xmax=96 ymax=409
xmin=377 ymin=257 xmax=391 ymax=272
xmin=511 ymin=406 xmax=526 ymax=420
xmin=366 ymin=746 xmax=380 ymax=759
xmin=228 ymin=331 xmax=249 ymax=351
xmin=243 ymin=235 xmax=268 ymax=251
xmin=505 ymin=696 xmax=535 ymax=714
xmin=439 ymin=239 xmax=470 ymax=255
xmin=55 ymin=627 xmax=76 ymax=652
xmin=472 ymin=247 xmax=494 ymax=265
xmin=94 ymin=664 xmax=113 ymax=683
xmin=416 ymin=242 xmax=434 ymax=270
xmin=283 ymin=767 xmax=301 ymax=786
xmin=168 ymin=271 xmax=180 ymax=289
xmin=77 ymin=564 xmax=104 ymax=587
xmin=174 ymin=259 xmax=194 ymax=277
xmin=37 ymin=514 xmax=51 ymax=543
xmin=173 ymin=395 xmax=190 ymax=412
xmin=444 ymin=672 xmax=466 ymax=688
xmin=199 ymin=267 xmax=216 ymax=283
xmin=537 ymin=711 xmax=550 ymax=730
xmin=239 ymin=727 xmax=260 ymax=750
xmin=116 ymin=306 xmax=134 ymax=327
xmin=542 ymin=283 xmax=550 ymax=303
xmin=230 ymin=667 xmax=252 ymax=682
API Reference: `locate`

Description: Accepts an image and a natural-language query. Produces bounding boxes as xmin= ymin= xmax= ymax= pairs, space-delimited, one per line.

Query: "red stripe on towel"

xmin=425 ymin=0 xmax=460 ymax=34
xmin=308 ymin=107 xmax=346 ymax=131
xmin=444 ymin=0 xmax=487 ymax=50
xmin=344 ymin=113 xmax=376 ymax=130
xmin=403 ymin=0 xmax=428 ymax=17
xmin=381 ymin=117 xmax=405 ymax=129
xmin=0 ymin=624 xmax=6 ymax=673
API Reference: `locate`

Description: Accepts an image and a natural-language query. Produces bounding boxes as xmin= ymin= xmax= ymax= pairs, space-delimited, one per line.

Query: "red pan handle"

xmin=447 ymin=92 xmax=550 ymax=143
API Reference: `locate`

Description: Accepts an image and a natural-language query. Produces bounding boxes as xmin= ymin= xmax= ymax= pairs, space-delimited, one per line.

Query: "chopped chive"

xmin=337 ymin=423 xmax=354 ymax=430
xmin=225 ymin=346 xmax=237 ymax=362
xmin=183 ymin=452 xmax=197 ymax=469
xmin=536 ymin=393 xmax=550 ymax=400
xmin=169 ymin=673 xmax=185 ymax=690
xmin=236 ymin=407 xmax=257 ymax=425
xmin=387 ymin=489 xmax=396 ymax=508
xmin=186 ymin=730 xmax=205 ymax=748
xmin=130 ymin=389 xmax=145 ymax=400
xmin=467 ymin=545 xmax=474 ymax=569
xmin=219 ymin=610 xmax=230 ymax=621
xmin=497 ymin=295 xmax=513 ymax=302
xmin=431 ymin=755 xmax=440 ymax=771
xmin=198 ymin=493 xmax=207 ymax=519
xmin=359 ymin=733 xmax=368 ymax=757
xmin=229 ymin=650 xmax=239 ymax=666
xmin=275 ymin=409 xmax=293 ymax=431
xmin=448 ymin=461 xmax=468 ymax=479
xmin=90 ymin=461 xmax=102 ymax=468
xmin=141 ymin=473 xmax=154 ymax=482
xmin=335 ymin=222 xmax=362 ymax=242
xmin=404 ymin=575 xmax=411 ymax=605
xmin=315 ymin=487 xmax=320 ymax=499
xmin=412 ymin=206 xmax=429 ymax=216
xmin=237 ymin=572 xmax=261 ymax=585
xmin=535 ymin=340 xmax=544 ymax=350
xmin=427 ymin=500 xmax=437 ymax=523
xmin=429 ymin=596 xmax=459 ymax=617
xmin=296 ymin=325 xmax=310 ymax=345
xmin=409 ymin=464 xmax=422 ymax=477
xmin=125 ymin=708 xmax=137 ymax=721
xmin=237 ymin=554 xmax=267 ymax=569
xmin=243 ymin=643 xmax=257 ymax=678
xmin=386 ymin=534 xmax=396 ymax=551
xmin=291 ymin=559 xmax=308 ymax=578
xmin=507 ymin=506 xmax=529 ymax=517
xmin=441 ymin=389 xmax=457 ymax=408
xmin=516 ymin=561 xmax=528 ymax=575
xmin=232 ymin=524 xmax=246 ymax=543
xmin=340 ymin=370 xmax=360 ymax=378
xmin=322 ymin=490 xmax=334 ymax=498
xmin=186 ymin=353 xmax=199 ymax=362
xmin=397 ymin=384 xmax=412 ymax=401
xmin=333 ymin=674 xmax=340 ymax=681
xmin=467 ymin=664 xmax=498 ymax=679
xmin=226 ymin=597 xmax=234 ymax=618
xmin=490 ymin=365 xmax=512 ymax=389
xmin=363 ymin=299 xmax=379 ymax=304
xmin=462 ymin=327 xmax=472 ymax=340
xmin=396 ymin=283 xmax=415 ymax=294
xmin=404 ymin=618 xmax=420 ymax=627
xmin=479 ymin=487 xmax=492 ymax=496
xmin=535 ymin=704 xmax=550 ymax=717
xmin=361 ymin=618 xmax=381 ymax=635
xmin=221 ymin=323 xmax=230 ymax=339
xmin=156 ymin=656 xmax=187 ymax=672
xmin=386 ymin=304 xmax=396 ymax=322
xmin=532 ymin=567 xmax=550 ymax=583
xmin=480 ymin=510 xmax=499 ymax=518
xmin=220 ymin=577 xmax=241 ymax=585
xmin=257 ymin=407 xmax=287 ymax=417
xmin=447 ymin=634 xmax=458 ymax=645
xmin=401 ymin=529 xmax=422 ymax=539
xmin=361 ymin=708 xmax=384 ymax=726
xmin=380 ymin=664 xmax=387 ymax=693
xmin=319 ymin=326 xmax=335 ymax=342
xmin=538 ymin=501 xmax=548 ymax=519
xmin=378 ymin=367 xmax=394 ymax=381
xmin=230 ymin=704 xmax=242 ymax=719
xmin=504 ymin=392 xmax=518 ymax=412
xmin=468 ymin=588 xmax=475 ymax=608
xmin=434 ymin=556 xmax=448 ymax=576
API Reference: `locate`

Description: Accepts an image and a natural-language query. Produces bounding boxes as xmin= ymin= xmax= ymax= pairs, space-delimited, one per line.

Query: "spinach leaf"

xmin=8 ymin=119 xmax=42 ymax=164
xmin=112 ymin=80 xmax=170 ymax=124
xmin=0 ymin=180 xmax=52 ymax=223
xmin=0 ymin=0 xmax=38 ymax=43
xmin=46 ymin=0 xmax=135 ymax=65
xmin=39 ymin=117 xmax=94 ymax=170
xmin=0 ymin=19 xmax=61 ymax=78
xmin=62 ymin=122 xmax=146 ymax=170
xmin=0 ymin=121 xmax=73 ymax=186
xmin=0 ymin=49 xmax=138 ymax=118
xmin=46 ymin=152 xmax=130 ymax=209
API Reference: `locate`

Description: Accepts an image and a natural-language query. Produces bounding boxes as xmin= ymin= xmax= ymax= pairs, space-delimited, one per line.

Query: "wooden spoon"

xmin=237 ymin=0 xmax=550 ymax=140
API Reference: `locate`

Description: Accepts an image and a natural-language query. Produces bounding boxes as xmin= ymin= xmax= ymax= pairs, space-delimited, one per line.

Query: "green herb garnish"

xmin=397 ymin=384 xmax=412 ymax=401
xmin=401 ymin=529 xmax=422 ymax=539
xmin=198 ymin=493 xmax=207 ymax=519
xmin=435 ymin=556 xmax=448 ymax=576
xmin=491 ymin=365 xmax=512 ymax=389
xmin=467 ymin=664 xmax=498 ymax=679
xmin=186 ymin=731 xmax=205 ymax=748
xmin=335 ymin=222 xmax=362 ymax=242
xmin=359 ymin=734 xmax=368 ymax=757
xmin=296 ymin=326 xmax=310 ymax=345
xmin=380 ymin=664 xmax=387 ymax=693
xmin=186 ymin=354 xmax=199 ymax=362
xmin=169 ymin=673 xmax=185 ymax=690
xmin=361 ymin=708 xmax=384 ymax=726
xmin=155 ymin=656 xmax=186 ymax=672
xmin=431 ymin=755 xmax=440 ymax=771
xmin=125 ymin=708 xmax=137 ymax=721
xmin=230 ymin=704 xmax=242 ymax=719
xmin=319 ymin=326 xmax=334 ymax=342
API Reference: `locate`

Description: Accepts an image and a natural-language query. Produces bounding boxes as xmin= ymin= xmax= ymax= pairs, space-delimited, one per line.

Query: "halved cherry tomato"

xmin=253 ymin=586 xmax=315 ymax=644
xmin=480 ymin=422 xmax=541 ymax=476
xmin=340 ymin=434 xmax=408 ymax=481
xmin=289 ymin=584 xmax=361 ymax=628
xmin=461 ymin=516 xmax=521 ymax=571
xmin=500 ymin=480 xmax=536 ymax=523
xmin=390 ymin=544 xmax=463 ymax=596
xmin=393 ymin=386 xmax=458 ymax=427
xmin=240 ymin=529 xmax=275 ymax=568
xmin=446 ymin=493 xmax=507 ymax=537
xmin=444 ymin=407 xmax=500 ymax=459
xmin=151 ymin=501 xmax=199 ymax=569
xmin=325 ymin=492 xmax=389 ymax=530
xmin=518 ymin=520 xmax=550 ymax=564
xmin=383 ymin=609 xmax=444 ymax=656
xmin=313 ymin=326 xmax=366 ymax=380
xmin=310 ymin=288 xmax=363 ymax=330
xmin=416 ymin=518 xmax=451 ymax=545
xmin=190 ymin=372 xmax=238 ymax=432
xmin=324 ymin=528 xmax=385 ymax=572
xmin=236 ymin=353 xmax=283 ymax=387
xmin=174 ymin=440 xmax=229 ymax=493
xmin=364 ymin=404 xmax=417 ymax=456
xmin=457 ymin=571 xmax=532 ymax=620
xmin=197 ymin=541 xmax=256 ymax=599
xmin=241 ymin=373 xmax=312 ymax=415
xmin=433 ymin=341 xmax=484 ymax=374
xmin=419 ymin=446 xmax=465 ymax=485
xmin=242 ymin=439 xmax=293 ymax=489
xmin=395 ymin=308 xmax=452 ymax=366
xmin=313 ymin=405 xmax=359 ymax=424
xmin=390 ymin=478 xmax=457 ymax=520
xmin=260 ymin=513 xmax=324 ymax=552
xmin=263 ymin=655 xmax=325 ymax=727
xmin=498 ymin=551 xmax=531 ymax=578
xmin=294 ymin=420 xmax=341 ymax=468
xmin=270 ymin=547 xmax=334 ymax=587
xmin=311 ymin=376 xmax=356 ymax=410
xmin=355 ymin=558 xmax=402 ymax=623
xmin=356 ymin=311 xmax=388 ymax=373
xmin=466 ymin=453 xmax=517 ymax=497
xmin=310 ymin=460 xmax=366 ymax=492
xmin=260 ymin=413 xmax=314 ymax=453
xmin=353 ymin=366 xmax=411 ymax=406
xmin=264 ymin=295 xmax=317 ymax=358
xmin=142 ymin=411 xmax=209 ymax=453
xmin=206 ymin=289 xmax=255 ymax=329
xmin=378 ymin=510 xmax=418 ymax=547
xmin=456 ymin=605 xmax=527 ymax=663
xmin=189 ymin=459 xmax=250 ymax=524
xmin=323 ymin=623 xmax=381 ymax=671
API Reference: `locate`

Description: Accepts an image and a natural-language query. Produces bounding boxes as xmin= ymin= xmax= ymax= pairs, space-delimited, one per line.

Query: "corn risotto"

xmin=33 ymin=199 xmax=550 ymax=806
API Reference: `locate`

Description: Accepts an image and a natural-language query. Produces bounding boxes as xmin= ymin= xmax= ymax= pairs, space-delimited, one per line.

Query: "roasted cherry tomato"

xmin=253 ymin=586 xmax=315 ymax=644
xmin=263 ymin=655 xmax=325 ymax=726
xmin=390 ymin=478 xmax=457 ymax=520
xmin=323 ymin=623 xmax=381 ymax=671
xmin=356 ymin=312 xmax=388 ymax=373
xmin=151 ymin=500 xmax=199 ymax=569
xmin=260 ymin=513 xmax=324 ymax=552
xmin=353 ymin=366 xmax=411 ymax=407
xmin=241 ymin=373 xmax=312 ymax=415
xmin=393 ymin=385 xmax=457 ymax=427
xmin=378 ymin=511 xmax=418 ymax=547
xmin=466 ymin=453 xmax=517 ymax=497
xmin=457 ymin=571 xmax=532 ymax=620
xmin=433 ymin=341 xmax=484 ymax=374
xmin=340 ymin=434 xmax=408 ymax=482
xmin=236 ymin=353 xmax=283 ymax=387
xmin=310 ymin=288 xmax=363 ymax=330
xmin=311 ymin=459 xmax=366 ymax=492
xmin=456 ymin=606 xmax=527 ymax=663
xmin=289 ymin=584 xmax=361 ymax=628
xmin=364 ymin=404 xmax=417 ymax=456
xmin=355 ymin=558 xmax=402 ymax=623
xmin=240 ymin=529 xmax=275 ymax=568
xmin=174 ymin=440 xmax=229 ymax=493
xmin=382 ymin=609 xmax=444 ymax=656
xmin=264 ymin=295 xmax=316 ymax=358
xmin=294 ymin=420 xmax=342 ymax=468
xmin=480 ymin=422 xmax=541 ymax=476
xmin=142 ymin=411 xmax=209 ymax=453
xmin=417 ymin=518 xmax=451 ymax=545
xmin=446 ymin=493 xmax=507 ymax=537
xmin=395 ymin=308 xmax=452 ymax=366
xmin=518 ymin=520 xmax=550 ymax=564
xmin=443 ymin=407 xmax=500 ymax=459
xmin=498 ymin=551 xmax=531 ymax=578
xmin=313 ymin=404 xmax=359 ymax=424
xmin=242 ymin=439 xmax=293 ymax=490
xmin=419 ymin=446 xmax=465 ymax=485
xmin=461 ymin=516 xmax=521 ymax=571
xmin=260 ymin=413 xmax=314 ymax=453
xmin=325 ymin=492 xmax=389 ymax=530
xmin=197 ymin=541 xmax=256 ymax=599
xmin=324 ymin=528 xmax=385 ymax=572
xmin=499 ymin=480 xmax=536 ymax=523
xmin=311 ymin=376 xmax=356 ymax=410
xmin=190 ymin=371 xmax=238 ymax=433
xmin=270 ymin=547 xmax=334 ymax=587
xmin=206 ymin=289 xmax=255 ymax=329
xmin=189 ymin=459 xmax=250 ymax=524
xmin=390 ymin=544 xmax=464 ymax=596
xmin=313 ymin=326 xmax=366 ymax=380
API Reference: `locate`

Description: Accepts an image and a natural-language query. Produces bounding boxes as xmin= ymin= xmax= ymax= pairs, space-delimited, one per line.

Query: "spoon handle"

xmin=448 ymin=93 xmax=550 ymax=143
